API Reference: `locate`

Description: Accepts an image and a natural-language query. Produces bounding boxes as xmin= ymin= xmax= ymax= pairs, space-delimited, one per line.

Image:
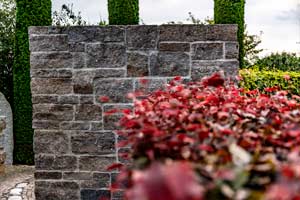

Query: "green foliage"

xmin=0 ymin=0 xmax=15 ymax=104
xmin=239 ymin=68 xmax=300 ymax=95
xmin=243 ymin=27 xmax=263 ymax=67
xmin=52 ymin=4 xmax=87 ymax=26
xmin=253 ymin=52 xmax=300 ymax=71
xmin=14 ymin=0 xmax=51 ymax=164
xmin=108 ymin=0 xmax=139 ymax=25
xmin=214 ymin=0 xmax=245 ymax=68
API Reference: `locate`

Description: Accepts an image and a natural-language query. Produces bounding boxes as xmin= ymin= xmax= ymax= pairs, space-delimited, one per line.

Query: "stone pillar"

xmin=0 ymin=93 xmax=13 ymax=165
xmin=0 ymin=118 xmax=6 ymax=173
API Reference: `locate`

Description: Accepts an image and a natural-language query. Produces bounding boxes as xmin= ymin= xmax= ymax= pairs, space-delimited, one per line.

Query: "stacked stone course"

xmin=29 ymin=25 xmax=239 ymax=200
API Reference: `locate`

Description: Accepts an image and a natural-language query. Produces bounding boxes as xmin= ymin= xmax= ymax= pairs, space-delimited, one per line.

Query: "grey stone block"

xmin=60 ymin=122 xmax=90 ymax=130
xmin=103 ymin=104 xmax=132 ymax=130
xmin=35 ymin=171 xmax=62 ymax=180
xmin=35 ymin=181 xmax=80 ymax=200
xmin=63 ymin=172 xmax=93 ymax=180
xmin=81 ymin=189 xmax=111 ymax=200
xmin=206 ymin=25 xmax=238 ymax=41
xmin=159 ymin=42 xmax=190 ymax=52
xmin=73 ymin=70 xmax=95 ymax=94
xmin=79 ymin=96 xmax=94 ymax=104
xmin=134 ymin=78 xmax=166 ymax=94
xmin=28 ymin=26 xmax=48 ymax=34
xmin=94 ymin=68 xmax=126 ymax=78
xmin=35 ymin=155 xmax=77 ymax=170
xmin=34 ymin=131 xmax=69 ymax=154
xmin=75 ymin=104 xmax=102 ymax=121
xmin=94 ymin=79 xmax=134 ymax=103
xmin=71 ymin=132 xmax=115 ymax=155
xmin=86 ymin=43 xmax=126 ymax=68
xmin=126 ymin=25 xmax=158 ymax=50
xmin=90 ymin=122 xmax=103 ymax=131
xmin=59 ymin=96 xmax=79 ymax=104
xmin=30 ymin=52 xmax=72 ymax=69
xmin=33 ymin=104 xmax=74 ymax=121
xmin=31 ymin=69 xmax=72 ymax=78
xmin=159 ymin=25 xmax=206 ymax=42
xmin=29 ymin=34 xmax=68 ymax=52
xmin=32 ymin=96 xmax=59 ymax=104
xmin=149 ymin=52 xmax=190 ymax=76
xmin=31 ymin=78 xmax=73 ymax=95
xmin=69 ymin=42 xmax=85 ymax=52
xmin=225 ymin=42 xmax=239 ymax=59
xmin=79 ymin=156 xmax=116 ymax=171
xmin=32 ymin=120 xmax=60 ymax=130
xmin=127 ymin=52 xmax=149 ymax=77
xmin=72 ymin=52 xmax=86 ymax=69
xmin=80 ymin=173 xmax=110 ymax=189
xmin=191 ymin=43 xmax=223 ymax=60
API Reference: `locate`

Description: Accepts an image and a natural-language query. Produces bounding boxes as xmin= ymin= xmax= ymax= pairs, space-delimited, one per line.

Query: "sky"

xmin=52 ymin=0 xmax=300 ymax=56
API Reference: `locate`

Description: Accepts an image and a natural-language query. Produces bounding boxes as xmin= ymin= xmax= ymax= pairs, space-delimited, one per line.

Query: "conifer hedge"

xmin=214 ymin=0 xmax=245 ymax=67
xmin=13 ymin=0 xmax=51 ymax=164
xmin=108 ymin=0 xmax=139 ymax=25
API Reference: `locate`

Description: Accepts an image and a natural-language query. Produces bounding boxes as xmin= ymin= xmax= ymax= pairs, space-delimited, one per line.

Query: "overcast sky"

xmin=52 ymin=0 xmax=300 ymax=56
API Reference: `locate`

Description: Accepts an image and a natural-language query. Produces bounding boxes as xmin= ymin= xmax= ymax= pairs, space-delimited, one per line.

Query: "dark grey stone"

xmin=134 ymin=78 xmax=166 ymax=94
xmin=90 ymin=122 xmax=103 ymax=131
xmin=94 ymin=79 xmax=133 ymax=103
xmin=126 ymin=25 xmax=158 ymax=50
xmin=33 ymin=104 xmax=74 ymax=121
xmin=32 ymin=120 xmax=60 ymax=130
xmin=79 ymin=156 xmax=116 ymax=171
xmin=159 ymin=42 xmax=190 ymax=52
xmin=35 ymin=155 xmax=77 ymax=170
xmin=191 ymin=43 xmax=223 ymax=60
xmin=32 ymin=96 xmax=59 ymax=104
xmin=60 ymin=122 xmax=90 ymax=130
xmin=71 ymin=132 xmax=115 ymax=155
xmin=81 ymin=189 xmax=111 ymax=200
xmin=29 ymin=34 xmax=68 ymax=52
xmin=80 ymin=173 xmax=111 ymax=188
xmin=30 ymin=52 xmax=72 ymax=69
xmin=35 ymin=181 xmax=80 ymax=200
xmin=94 ymin=68 xmax=126 ymax=78
xmin=149 ymin=52 xmax=190 ymax=76
xmin=35 ymin=171 xmax=62 ymax=180
xmin=159 ymin=25 xmax=206 ymax=42
xmin=127 ymin=52 xmax=149 ymax=77
xmin=31 ymin=78 xmax=73 ymax=95
xmin=63 ymin=172 xmax=93 ymax=180
xmin=86 ymin=43 xmax=126 ymax=68
xmin=73 ymin=71 xmax=95 ymax=94
xmin=34 ymin=131 xmax=69 ymax=154
xmin=59 ymin=96 xmax=80 ymax=104
xmin=69 ymin=42 xmax=85 ymax=52
xmin=79 ymin=96 xmax=94 ymax=104
xmin=72 ymin=52 xmax=86 ymax=69
xmin=31 ymin=69 xmax=72 ymax=78
xmin=75 ymin=104 xmax=102 ymax=121
xmin=225 ymin=42 xmax=239 ymax=59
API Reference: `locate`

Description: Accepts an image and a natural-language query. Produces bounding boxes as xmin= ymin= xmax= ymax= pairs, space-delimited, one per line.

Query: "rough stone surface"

xmin=29 ymin=25 xmax=239 ymax=200
xmin=0 ymin=93 xmax=13 ymax=165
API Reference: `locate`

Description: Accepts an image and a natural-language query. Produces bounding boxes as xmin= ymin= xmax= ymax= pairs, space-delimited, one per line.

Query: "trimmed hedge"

xmin=239 ymin=68 xmax=300 ymax=95
xmin=214 ymin=0 xmax=245 ymax=68
xmin=108 ymin=0 xmax=139 ymax=25
xmin=13 ymin=0 xmax=51 ymax=164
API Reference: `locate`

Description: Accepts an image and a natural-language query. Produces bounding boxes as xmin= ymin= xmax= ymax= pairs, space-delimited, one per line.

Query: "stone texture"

xmin=126 ymin=25 xmax=158 ymax=50
xmin=127 ymin=52 xmax=149 ymax=77
xmin=31 ymin=78 xmax=73 ymax=95
xmin=34 ymin=131 xmax=69 ymax=154
xmin=29 ymin=25 xmax=239 ymax=200
xmin=0 ymin=93 xmax=13 ymax=165
xmin=94 ymin=79 xmax=133 ymax=103
xmin=71 ymin=132 xmax=115 ymax=155
xmin=191 ymin=43 xmax=224 ymax=60
xmin=35 ymin=181 xmax=80 ymax=200
xmin=150 ymin=52 xmax=190 ymax=76
xmin=86 ymin=43 xmax=126 ymax=68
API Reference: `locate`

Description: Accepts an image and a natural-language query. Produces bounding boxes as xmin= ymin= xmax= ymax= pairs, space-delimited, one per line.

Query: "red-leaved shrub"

xmin=108 ymin=73 xmax=300 ymax=200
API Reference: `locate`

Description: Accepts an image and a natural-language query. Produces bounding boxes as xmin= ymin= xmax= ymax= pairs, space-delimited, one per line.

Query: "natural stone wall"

xmin=29 ymin=25 xmax=239 ymax=200
xmin=0 ymin=117 xmax=6 ymax=173
xmin=0 ymin=93 xmax=13 ymax=165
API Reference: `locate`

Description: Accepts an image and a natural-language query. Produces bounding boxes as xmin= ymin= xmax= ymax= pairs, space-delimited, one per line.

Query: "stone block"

xmin=80 ymin=173 xmax=111 ymax=189
xmin=127 ymin=52 xmax=149 ymax=77
xmin=33 ymin=104 xmax=74 ymax=121
xmin=191 ymin=43 xmax=223 ymax=60
xmin=29 ymin=34 xmax=68 ymax=52
xmin=73 ymin=70 xmax=94 ymax=94
xmin=60 ymin=122 xmax=90 ymax=130
xmin=69 ymin=42 xmax=85 ymax=52
xmin=32 ymin=96 xmax=59 ymax=104
xmin=31 ymin=78 xmax=73 ymax=95
xmin=225 ymin=42 xmax=239 ymax=59
xmin=79 ymin=96 xmax=94 ymax=104
xmin=63 ymin=172 xmax=93 ymax=180
xmin=159 ymin=25 xmax=206 ymax=42
xmin=81 ymin=189 xmax=111 ymax=200
xmin=103 ymin=104 xmax=133 ymax=130
xmin=32 ymin=120 xmax=60 ymax=130
xmin=94 ymin=79 xmax=134 ymax=103
xmin=31 ymin=69 xmax=72 ymax=78
xmin=34 ymin=131 xmax=69 ymax=154
xmin=126 ymin=25 xmax=158 ymax=50
xmin=86 ymin=43 xmax=126 ymax=68
xmin=71 ymin=132 xmax=115 ymax=155
xmin=159 ymin=42 xmax=190 ymax=52
xmin=205 ymin=25 xmax=238 ymax=41
xmin=79 ymin=156 xmax=116 ymax=171
xmin=30 ymin=52 xmax=72 ymax=69
xmin=35 ymin=181 xmax=80 ymax=200
xmin=191 ymin=66 xmax=221 ymax=81
xmin=149 ymin=52 xmax=190 ymax=76
xmin=59 ymin=96 xmax=79 ymax=104
xmin=72 ymin=52 xmax=86 ymax=69
xmin=94 ymin=68 xmax=127 ymax=78
xmin=134 ymin=78 xmax=166 ymax=94
xmin=28 ymin=26 xmax=48 ymax=34
xmin=35 ymin=171 xmax=62 ymax=180
xmin=35 ymin=155 xmax=77 ymax=171
xmin=75 ymin=104 xmax=102 ymax=121
xmin=91 ymin=122 xmax=103 ymax=131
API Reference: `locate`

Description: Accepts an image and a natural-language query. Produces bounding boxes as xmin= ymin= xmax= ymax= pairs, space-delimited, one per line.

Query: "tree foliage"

xmin=14 ymin=0 xmax=52 ymax=164
xmin=108 ymin=0 xmax=139 ymax=25
xmin=52 ymin=4 xmax=87 ymax=26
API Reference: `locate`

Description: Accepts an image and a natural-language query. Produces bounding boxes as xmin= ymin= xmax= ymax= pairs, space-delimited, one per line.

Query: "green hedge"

xmin=214 ymin=0 xmax=245 ymax=68
xmin=239 ymin=69 xmax=300 ymax=95
xmin=108 ymin=0 xmax=139 ymax=25
xmin=13 ymin=0 xmax=51 ymax=164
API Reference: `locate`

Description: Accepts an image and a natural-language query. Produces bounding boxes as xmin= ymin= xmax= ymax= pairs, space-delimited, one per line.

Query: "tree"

xmin=14 ymin=0 xmax=51 ymax=164
xmin=108 ymin=0 xmax=139 ymax=25
xmin=0 ymin=0 xmax=15 ymax=105
xmin=214 ymin=0 xmax=245 ymax=68
xmin=52 ymin=4 xmax=87 ymax=26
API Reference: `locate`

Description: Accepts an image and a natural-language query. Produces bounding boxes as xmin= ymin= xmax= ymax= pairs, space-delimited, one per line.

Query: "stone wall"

xmin=29 ymin=25 xmax=239 ymax=200
xmin=0 ymin=93 xmax=13 ymax=165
